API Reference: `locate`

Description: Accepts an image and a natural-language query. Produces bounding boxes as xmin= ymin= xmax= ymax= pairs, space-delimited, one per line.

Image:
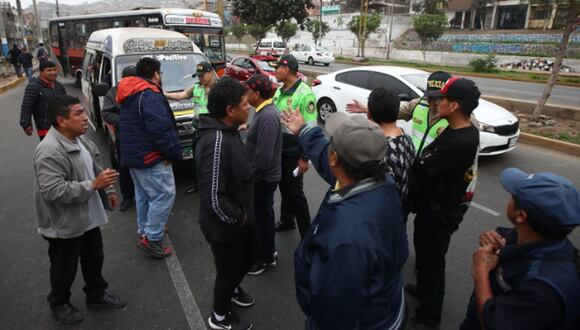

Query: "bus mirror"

xmin=93 ymin=83 xmax=110 ymax=97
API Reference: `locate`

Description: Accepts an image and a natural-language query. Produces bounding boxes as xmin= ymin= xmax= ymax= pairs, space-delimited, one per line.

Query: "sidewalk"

xmin=0 ymin=65 xmax=39 ymax=94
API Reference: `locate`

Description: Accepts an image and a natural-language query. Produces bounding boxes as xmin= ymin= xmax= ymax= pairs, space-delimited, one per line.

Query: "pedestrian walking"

xmin=244 ymin=74 xmax=283 ymax=276
xmin=18 ymin=47 xmax=34 ymax=81
xmin=7 ymin=44 xmax=22 ymax=77
xmin=166 ymin=61 xmax=215 ymax=193
xmin=405 ymin=78 xmax=481 ymax=329
xmin=272 ymin=54 xmax=316 ymax=237
xmin=283 ymin=110 xmax=408 ymax=330
xmin=20 ymin=60 xmax=67 ymax=140
xmin=461 ymin=168 xmax=580 ymax=330
xmin=196 ymin=77 xmax=256 ymax=330
xmin=37 ymin=42 xmax=49 ymax=64
xmin=101 ymin=65 xmax=136 ymax=212
xmin=116 ymin=57 xmax=182 ymax=258
xmin=33 ymin=95 xmax=127 ymax=324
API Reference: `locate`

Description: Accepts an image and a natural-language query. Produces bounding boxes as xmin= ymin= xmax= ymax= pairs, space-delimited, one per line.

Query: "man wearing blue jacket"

xmin=283 ymin=110 xmax=408 ymax=330
xmin=117 ymin=57 xmax=182 ymax=259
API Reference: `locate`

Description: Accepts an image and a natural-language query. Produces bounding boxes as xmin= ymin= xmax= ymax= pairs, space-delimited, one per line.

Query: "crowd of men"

xmin=19 ymin=53 xmax=580 ymax=330
xmin=6 ymin=43 xmax=49 ymax=81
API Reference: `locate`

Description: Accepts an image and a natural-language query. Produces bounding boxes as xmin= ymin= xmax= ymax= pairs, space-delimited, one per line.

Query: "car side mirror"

xmin=93 ymin=83 xmax=110 ymax=97
xmin=398 ymin=93 xmax=412 ymax=102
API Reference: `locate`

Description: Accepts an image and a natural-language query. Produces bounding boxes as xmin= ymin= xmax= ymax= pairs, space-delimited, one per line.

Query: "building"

xmin=0 ymin=1 xmax=24 ymax=56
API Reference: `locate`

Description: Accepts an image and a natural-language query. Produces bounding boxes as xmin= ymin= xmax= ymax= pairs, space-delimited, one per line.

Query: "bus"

xmin=49 ymin=8 xmax=226 ymax=84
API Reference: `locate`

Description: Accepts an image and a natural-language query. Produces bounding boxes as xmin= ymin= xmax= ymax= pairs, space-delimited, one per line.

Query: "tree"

xmin=306 ymin=19 xmax=330 ymax=45
xmin=232 ymin=0 xmax=314 ymax=53
xmin=348 ymin=12 xmax=381 ymax=57
xmin=413 ymin=13 xmax=447 ymax=61
xmin=417 ymin=0 xmax=448 ymax=14
xmin=531 ymin=0 xmax=579 ymax=119
xmin=231 ymin=22 xmax=247 ymax=42
xmin=247 ymin=24 xmax=267 ymax=48
xmin=276 ymin=20 xmax=299 ymax=44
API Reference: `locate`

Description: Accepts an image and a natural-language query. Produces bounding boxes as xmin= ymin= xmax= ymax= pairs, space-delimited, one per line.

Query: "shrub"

xmin=469 ymin=55 xmax=497 ymax=73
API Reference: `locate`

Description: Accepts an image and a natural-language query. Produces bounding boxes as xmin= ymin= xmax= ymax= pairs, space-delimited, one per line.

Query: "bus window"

xmin=113 ymin=19 xmax=132 ymax=28
xmin=75 ymin=22 xmax=89 ymax=36
xmin=133 ymin=18 xmax=146 ymax=27
xmin=204 ymin=34 xmax=225 ymax=62
xmin=66 ymin=22 xmax=76 ymax=49
xmin=50 ymin=23 xmax=59 ymax=48
xmin=92 ymin=20 xmax=112 ymax=32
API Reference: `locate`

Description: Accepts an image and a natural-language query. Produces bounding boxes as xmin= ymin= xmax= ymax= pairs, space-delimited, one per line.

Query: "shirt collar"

xmin=40 ymin=76 xmax=55 ymax=89
xmin=280 ymin=79 xmax=302 ymax=96
xmin=255 ymin=98 xmax=273 ymax=113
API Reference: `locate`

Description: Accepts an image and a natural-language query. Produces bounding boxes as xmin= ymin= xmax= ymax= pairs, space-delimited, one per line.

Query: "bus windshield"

xmin=116 ymin=53 xmax=207 ymax=92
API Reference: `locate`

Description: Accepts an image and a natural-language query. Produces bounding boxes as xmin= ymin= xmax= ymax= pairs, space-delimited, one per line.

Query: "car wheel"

xmin=308 ymin=57 xmax=315 ymax=65
xmin=317 ymin=98 xmax=336 ymax=124
xmin=324 ymin=63 xmax=330 ymax=66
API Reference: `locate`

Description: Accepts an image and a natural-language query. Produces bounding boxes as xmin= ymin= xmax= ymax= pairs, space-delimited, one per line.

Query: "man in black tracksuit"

xmin=196 ymin=77 xmax=255 ymax=330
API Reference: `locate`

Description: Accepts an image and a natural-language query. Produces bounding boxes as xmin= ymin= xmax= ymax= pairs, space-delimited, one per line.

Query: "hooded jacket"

xmin=195 ymin=116 xmax=254 ymax=242
xmin=117 ymin=76 xmax=181 ymax=168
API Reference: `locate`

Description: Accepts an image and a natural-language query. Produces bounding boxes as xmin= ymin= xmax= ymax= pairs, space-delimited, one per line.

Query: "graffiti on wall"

xmin=440 ymin=33 xmax=580 ymax=44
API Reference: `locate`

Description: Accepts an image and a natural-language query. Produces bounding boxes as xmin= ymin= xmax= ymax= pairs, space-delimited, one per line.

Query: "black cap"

xmin=121 ymin=65 xmax=136 ymax=78
xmin=39 ymin=60 xmax=57 ymax=71
xmin=276 ymin=55 xmax=299 ymax=71
xmin=245 ymin=74 xmax=275 ymax=99
xmin=425 ymin=71 xmax=451 ymax=97
xmin=193 ymin=61 xmax=213 ymax=77
xmin=435 ymin=77 xmax=481 ymax=114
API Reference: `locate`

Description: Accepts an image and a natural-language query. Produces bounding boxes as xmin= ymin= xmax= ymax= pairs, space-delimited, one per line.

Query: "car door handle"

xmin=333 ymin=86 xmax=341 ymax=90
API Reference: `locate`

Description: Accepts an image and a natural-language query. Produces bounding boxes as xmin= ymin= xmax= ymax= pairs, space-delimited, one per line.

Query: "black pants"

xmin=254 ymin=181 xmax=277 ymax=260
xmin=279 ymin=156 xmax=311 ymax=238
xmin=206 ymin=226 xmax=257 ymax=315
xmin=115 ymin=134 xmax=134 ymax=199
xmin=44 ymin=227 xmax=108 ymax=306
xmin=413 ymin=207 xmax=465 ymax=325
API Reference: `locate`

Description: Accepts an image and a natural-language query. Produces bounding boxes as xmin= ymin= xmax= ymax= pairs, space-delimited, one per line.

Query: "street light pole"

xmin=33 ymin=0 xmax=42 ymax=43
xmin=15 ymin=0 xmax=28 ymax=47
xmin=56 ymin=0 xmax=60 ymax=17
xmin=386 ymin=0 xmax=395 ymax=59
xmin=318 ymin=0 xmax=322 ymax=46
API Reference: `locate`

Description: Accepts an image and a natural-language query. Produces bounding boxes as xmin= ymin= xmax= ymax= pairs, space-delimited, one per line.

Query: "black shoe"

xmin=231 ymin=287 xmax=255 ymax=307
xmin=208 ymin=310 xmax=253 ymax=330
xmin=405 ymin=284 xmax=417 ymax=298
xmin=87 ymin=292 xmax=127 ymax=309
xmin=274 ymin=221 xmax=296 ymax=231
xmin=50 ymin=303 xmax=84 ymax=324
xmin=185 ymin=184 xmax=198 ymax=194
xmin=247 ymin=253 xmax=277 ymax=276
xmin=119 ymin=198 xmax=134 ymax=212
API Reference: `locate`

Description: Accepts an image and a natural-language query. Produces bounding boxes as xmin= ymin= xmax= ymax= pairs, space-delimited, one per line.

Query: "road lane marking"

xmin=471 ymin=202 xmax=501 ymax=217
xmin=164 ymin=235 xmax=206 ymax=330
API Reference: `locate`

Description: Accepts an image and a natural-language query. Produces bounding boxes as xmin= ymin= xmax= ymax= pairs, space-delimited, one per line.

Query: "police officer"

xmin=166 ymin=61 xmax=215 ymax=193
xmin=461 ymin=168 xmax=580 ymax=330
xmin=271 ymin=55 xmax=317 ymax=238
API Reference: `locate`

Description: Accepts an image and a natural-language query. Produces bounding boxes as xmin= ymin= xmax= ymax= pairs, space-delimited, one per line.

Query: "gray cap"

xmin=325 ymin=112 xmax=386 ymax=166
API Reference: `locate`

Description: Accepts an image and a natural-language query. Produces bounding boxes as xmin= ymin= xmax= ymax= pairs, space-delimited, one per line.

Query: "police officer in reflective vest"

xmin=271 ymin=55 xmax=317 ymax=238
xmin=461 ymin=168 xmax=580 ymax=330
xmin=166 ymin=61 xmax=215 ymax=193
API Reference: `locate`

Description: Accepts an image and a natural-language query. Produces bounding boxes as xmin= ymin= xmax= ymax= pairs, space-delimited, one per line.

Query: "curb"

xmin=0 ymin=76 xmax=27 ymax=94
xmin=519 ymin=132 xmax=580 ymax=157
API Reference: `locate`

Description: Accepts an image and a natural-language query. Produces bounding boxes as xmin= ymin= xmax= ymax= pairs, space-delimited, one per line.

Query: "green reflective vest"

xmin=192 ymin=83 xmax=209 ymax=115
xmin=411 ymin=100 xmax=448 ymax=155
xmin=273 ymin=80 xmax=317 ymax=123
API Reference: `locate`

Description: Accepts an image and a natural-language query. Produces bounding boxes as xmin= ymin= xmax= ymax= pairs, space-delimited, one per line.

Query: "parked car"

xmin=255 ymin=39 xmax=287 ymax=56
xmin=225 ymin=55 xmax=306 ymax=84
xmin=312 ymin=66 xmax=520 ymax=156
xmin=291 ymin=45 xmax=335 ymax=66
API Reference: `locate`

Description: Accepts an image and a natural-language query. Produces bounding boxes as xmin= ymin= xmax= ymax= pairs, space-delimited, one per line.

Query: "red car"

xmin=225 ymin=55 xmax=306 ymax=85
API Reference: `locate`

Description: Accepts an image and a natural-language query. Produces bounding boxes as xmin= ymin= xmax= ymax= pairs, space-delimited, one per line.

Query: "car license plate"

xmin=508 ymin=137 xmax=517 ymax=148
xmin=182 ymin=147 xmax=193 ymax=160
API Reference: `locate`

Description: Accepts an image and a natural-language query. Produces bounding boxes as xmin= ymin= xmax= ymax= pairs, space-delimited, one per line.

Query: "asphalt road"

xmin=1 ymin=80 xmax=579 ymax=330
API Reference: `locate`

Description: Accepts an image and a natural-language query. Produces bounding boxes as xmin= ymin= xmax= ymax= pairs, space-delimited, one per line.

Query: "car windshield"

xmin=273 ymin=42 xmax=286 ymax=48
xmin=315 ymin=46 xmax=328 ymax=52
xmin=116 ymin=53 xmax=208 ymax=92
xmin=256 ymin=60 xmax=275 ymax=72
xmin=401 ymin=73 xmax=430 ymax=93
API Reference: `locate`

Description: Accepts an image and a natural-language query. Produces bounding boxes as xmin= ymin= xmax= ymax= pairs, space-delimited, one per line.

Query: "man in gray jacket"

xmin=244 ymin=74 xmax=283 ymax=276
xmin=34 ymin=95 xmax=127 ymax=324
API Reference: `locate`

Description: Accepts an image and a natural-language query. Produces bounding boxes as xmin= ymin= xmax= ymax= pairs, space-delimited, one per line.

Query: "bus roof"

xmin=49 ymin=7 xmax=222 ymax=27
xmin=86 ymin=28 xmax=202 ymax=56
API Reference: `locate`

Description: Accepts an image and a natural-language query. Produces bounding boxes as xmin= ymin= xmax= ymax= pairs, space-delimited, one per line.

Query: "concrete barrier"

xmin=519 ymin=133 xmax=580 ymax=157
xmin=482 ymin=96 xmax=580 ymax=121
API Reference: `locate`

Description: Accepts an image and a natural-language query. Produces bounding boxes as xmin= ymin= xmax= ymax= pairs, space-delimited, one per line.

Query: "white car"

xmin=291 ymin=45 xmax=335 ymax=66
xmin=312 ymin=66 xmax=520 ymax=156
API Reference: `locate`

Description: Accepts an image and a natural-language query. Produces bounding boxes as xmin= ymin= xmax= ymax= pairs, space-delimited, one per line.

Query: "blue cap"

xmin=500 ymin=168 xmax=580 ymax=231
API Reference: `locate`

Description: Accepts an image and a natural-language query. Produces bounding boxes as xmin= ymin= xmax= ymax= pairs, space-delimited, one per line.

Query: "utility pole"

xmin=386 ymin=0 xmax=394 ymax=59
xmin=56 ymin=0 xmax=61 ymax=17
xmin=318 ymin=0 xmax=322 ymax=46
xmin=204 ymin=0 xmax=208 ymax=11
xmin=15 ymin=0 xmax=28 ymax=47
xmin=33 ymin=0 xmax=42 ymax=44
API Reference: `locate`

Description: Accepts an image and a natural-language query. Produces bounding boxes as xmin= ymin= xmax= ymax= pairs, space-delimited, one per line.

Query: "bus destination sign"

xmin=164 ymin=15 xmax=222 ymax=27
xmin=123 ymin=38 xmax=194 ymax=53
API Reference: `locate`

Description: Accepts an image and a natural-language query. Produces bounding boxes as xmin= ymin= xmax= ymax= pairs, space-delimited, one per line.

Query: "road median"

xmin=519 ymin=132 xmax=580 ymax=157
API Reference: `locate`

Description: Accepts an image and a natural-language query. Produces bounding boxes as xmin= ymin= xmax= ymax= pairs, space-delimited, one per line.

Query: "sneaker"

xmin=50 ymin=303 xmax=84 ymax=324
xmin=87 ymin=292 xmax=127 ymax=309
xmin=138 ymin=236 xmax=173 ymax=259
xmin=231 ymin=287 xmax=255 ymax=307
xmin=119 ymin=198 xmax=134 ymax=212
xmin=208 ymin=311 xmax=252 ymax=330
xmin=247 ymin=254 xmax=277 ymax=276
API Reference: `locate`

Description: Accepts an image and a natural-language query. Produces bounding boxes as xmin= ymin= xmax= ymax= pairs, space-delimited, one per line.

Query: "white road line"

xmin=471 ymin=202 xmax=501 ymax=217
xmin=164 ymin=235 xmax=206 ymax=330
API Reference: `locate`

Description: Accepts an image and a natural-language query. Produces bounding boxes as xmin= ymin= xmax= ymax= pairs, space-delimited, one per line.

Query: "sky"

xmin=9 ymin=0 xmax=100 ymax=10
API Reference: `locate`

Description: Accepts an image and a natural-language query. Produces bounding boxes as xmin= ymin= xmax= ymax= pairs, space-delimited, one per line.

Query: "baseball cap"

xmin=500 ymin=167 xmax=580 ymax=232
xmin=275 ymin=55 xmax=299 ymax=71
xmin=433 ymin=77 xmax=481 ymax=114
xmin=121 ymin=65 xmax=136 ymax=78
xmin=325 ymin=112 xmax=386 ymax=167
xmin=245 ymin=74 xmax=275 ymax=99
xmin=193 ymin=61 xmax=213 ymax=77
xmin=424 ymin=71 xmax=451 ymax=97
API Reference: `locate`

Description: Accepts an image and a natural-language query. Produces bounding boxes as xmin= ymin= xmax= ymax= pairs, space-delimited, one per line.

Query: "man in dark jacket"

xmin=18 ymin=47 xmax=34 ymax=81
xmin=7 ymin=44 xmax=22 ymax=77
xmin=102 ymin=65 xmax=136 ymax=212
xmin=116 ymin=57 xmax=181 ymax=259
xmin=283 ymin=110 xmax=409 ymax=330
xmin=244 ymin=74 xmax=283 ymax=276
xmin=196 ymin=77 xmax=255 ymax=330
xmin=20 ymin=60 xmax=67 ymax=140
xmin=37 ymin=43 xmax=48 ymax=64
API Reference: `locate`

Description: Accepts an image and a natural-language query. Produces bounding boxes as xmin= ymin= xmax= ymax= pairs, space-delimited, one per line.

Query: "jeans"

xmin=279 ymin=156 xmax=311 ymax=238
xmin=44 ymin=227 xmax=108 ymax=306
xmin=23 ymin=67 xmax=33 ymax=81
xmin=205 ymin=225 xmax=257 ymax=315
xmin=12 ymin=63 xmax=21 ymax=77
xmin=254 ymin=181 xmax=277 ymax=260
xmin=130 ymin=162 xmax=176 ymax=242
